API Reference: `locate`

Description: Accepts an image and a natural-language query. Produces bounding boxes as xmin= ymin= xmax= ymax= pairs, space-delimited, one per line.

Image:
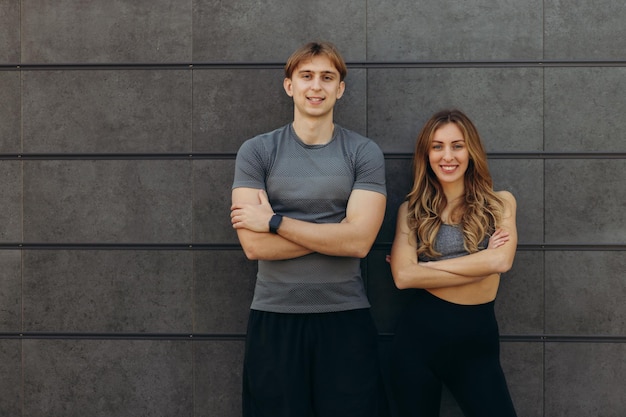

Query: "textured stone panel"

xmin=194 ymin=160 xmax=238 ymax=244
xmin=192 ymin=68 xmax=366 ymax=153
xmin=545 ymin=251 xmax=626 ymax=335
xmin=0 ymin=0 xmax=20 ymax=63
xmin=22 ymin=250 xmax=193 ymax=333
xmin=0 ymin=71 xmax=20 ymax=152
xmin=545 ymin=1 xmax=626 ymax=60
xmin=0 ymin=340 xmax=21 ymax=416
xmin=378 ymin=158 xmax=413 ymax=243
xmin=23 ymin=160 xmax=192 ymax=243
xmin=489 ymin=159 xmax=544 ymax=244
xmin=367 ymin=0 xmax=543 ymax=61
xmin=194 ymin=251 xmax=256 ymax=334
xmin=546 ymin=342 xmax=626 ymax=416
xmin=194 ymin=340 xmax=244 ymax=417
xmin=500 ymin=342 xmax=544 ymax=417
xmin=22 ymin=70 xmax=192 ymax=153
xmin=0 ymin=161 xmax=21 ymax=242
xmin=545 ymin=159 xmax=626 ymax=243
xmin=545 ymin=68 xmax=626 ymax=152
xmin=332 ymin=68 xmax=368 ymax=137
xmin=192 ymin=0 xmax=366 ymax=62
xmin=21 ymin=0 xmax=191 ymax=63
xmin=497 ymin=251 xmax=544 ymax=335
xmin=366 ymin=249 xmax=418 ymax=334
xmin=23 ymin=339 xmax=193 ymax=417
xmin=0 ymin=250 xmax=21 ymax=331
xmin=192 ymin=69 xmax=291 ymax=153
xmin=367 ymin=68 xmax=543 ymax=153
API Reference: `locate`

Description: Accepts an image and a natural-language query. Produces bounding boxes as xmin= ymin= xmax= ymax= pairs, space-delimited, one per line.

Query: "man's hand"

xmin=230 ymin=189 xmax=275 ymax=232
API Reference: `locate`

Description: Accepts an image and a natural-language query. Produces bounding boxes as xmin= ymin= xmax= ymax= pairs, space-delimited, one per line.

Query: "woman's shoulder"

xmin=397 ymin=200 xmax=410 ymax=214
xmin=494 ymin=190 xmax=517 ymax=216
xmin=495 ymin=190 xmax=516 ymax=204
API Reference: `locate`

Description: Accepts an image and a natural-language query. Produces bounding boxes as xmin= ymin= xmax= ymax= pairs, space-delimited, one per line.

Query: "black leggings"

xmin=390 ymin=289 xmax=517 ymax=417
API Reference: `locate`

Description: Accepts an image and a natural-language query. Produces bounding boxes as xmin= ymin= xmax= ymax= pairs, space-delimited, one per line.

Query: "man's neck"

xmin=292 ymin=116 xmax=335 ymax=146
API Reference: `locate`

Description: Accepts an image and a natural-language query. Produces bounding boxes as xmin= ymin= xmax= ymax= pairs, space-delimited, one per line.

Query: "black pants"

xmin=243 ymin=309 xmax=383 ymax=417
xmin=390 ymin=290 xmax=517 ymax=417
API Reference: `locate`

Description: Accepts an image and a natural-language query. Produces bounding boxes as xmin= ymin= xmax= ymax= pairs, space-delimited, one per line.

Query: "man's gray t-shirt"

xmin=232 ymin=123 xmax=386 ymax=313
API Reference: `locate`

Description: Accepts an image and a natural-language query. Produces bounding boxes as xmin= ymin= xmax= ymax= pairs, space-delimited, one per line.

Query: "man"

xmin=230 ymin=41 xmax=387 ymax=417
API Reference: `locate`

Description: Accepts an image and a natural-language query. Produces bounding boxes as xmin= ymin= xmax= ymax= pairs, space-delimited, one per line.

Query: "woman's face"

xmin=428 ymin=123 xmax=470 ymax=186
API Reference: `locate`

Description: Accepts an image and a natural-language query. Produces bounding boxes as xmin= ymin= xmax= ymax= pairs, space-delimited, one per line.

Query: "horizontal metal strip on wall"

xmin=1 ymin=152 xmax=625 ymax=161
xmin=0 ymin=153 xmax=238 ymax=160
xmin=2 ymin=332 xmax=625 ymax=344
xmin=2 ymin=60 xmax=626 ymax=71
xmin=0 ymin=243 xmax=624 ymax=251
xmin=370 ymin=243 xmax=626 ymax=251
xmin=385 ymin=152 xmax=626 ymax=160
xmin=499 ymin=335 xmax=626 ymax=343
xmin=0 ymin=332 xmax=244 ymax=341
xmin=0 ymin=243 xmax=240 ymax=250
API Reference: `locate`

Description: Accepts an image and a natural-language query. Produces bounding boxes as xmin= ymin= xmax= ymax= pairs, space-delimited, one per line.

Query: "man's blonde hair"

xmin=284 ymin=41 xmax=347 ymax=81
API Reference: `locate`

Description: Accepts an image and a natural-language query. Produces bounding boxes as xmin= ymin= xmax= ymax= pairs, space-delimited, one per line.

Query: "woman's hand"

xmin=487 ymin=228 xmax=510 ymax=249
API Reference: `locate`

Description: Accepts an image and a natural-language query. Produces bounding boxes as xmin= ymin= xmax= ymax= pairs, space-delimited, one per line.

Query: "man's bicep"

xmin=345 ymin=189 xmax=386 ymax=229
xmin=232 ymin=187 xmax=262 ymax=205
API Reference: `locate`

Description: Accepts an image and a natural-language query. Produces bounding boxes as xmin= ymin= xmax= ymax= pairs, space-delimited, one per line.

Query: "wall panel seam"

xmin=3 ymin=60 xmax=626 ymax=71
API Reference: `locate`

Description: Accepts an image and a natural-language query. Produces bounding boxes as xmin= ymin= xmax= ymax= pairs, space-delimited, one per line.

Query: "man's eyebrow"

xmin=297 ymin=69 xmax=338 ymax=75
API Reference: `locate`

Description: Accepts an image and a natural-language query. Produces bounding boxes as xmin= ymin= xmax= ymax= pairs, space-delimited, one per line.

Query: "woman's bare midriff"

xmin=427 ymin=274 xmax=501 ymax=305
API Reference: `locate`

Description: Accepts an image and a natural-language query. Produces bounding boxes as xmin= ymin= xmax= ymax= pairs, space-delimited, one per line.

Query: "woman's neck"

xmin=440 ymin=184 xmax=465 ymax=224
xmin=442 ymin=182 xmax=465 ymax=203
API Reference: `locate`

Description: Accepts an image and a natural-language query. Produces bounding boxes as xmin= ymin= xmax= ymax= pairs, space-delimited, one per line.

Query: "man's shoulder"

xmin=250 ymin=124 xmax=290 ymax=142
xmin=239 ymin=124 xmax=290 ymax=153
xmin=335 ymin=125 xmax=384 ymax=156
xmin=334 ymin=124 xmax=369 ymax=142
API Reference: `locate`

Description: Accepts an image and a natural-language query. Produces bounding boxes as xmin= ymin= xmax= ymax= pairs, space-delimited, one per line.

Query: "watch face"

xmin=270 ymin=214 xmax=283 ymax=234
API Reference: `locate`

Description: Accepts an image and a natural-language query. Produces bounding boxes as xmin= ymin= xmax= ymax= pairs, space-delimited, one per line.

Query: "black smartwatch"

xmin=269 ymin=214 xmax=283 ymax=234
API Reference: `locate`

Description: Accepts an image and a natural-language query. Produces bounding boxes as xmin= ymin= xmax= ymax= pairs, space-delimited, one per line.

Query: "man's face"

xmin=283 ymin=55 xmax=345 ymax=121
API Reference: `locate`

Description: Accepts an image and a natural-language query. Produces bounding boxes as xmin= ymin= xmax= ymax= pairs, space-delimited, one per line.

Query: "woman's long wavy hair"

xmin=406 ymin=109 xmax=505 ymax=258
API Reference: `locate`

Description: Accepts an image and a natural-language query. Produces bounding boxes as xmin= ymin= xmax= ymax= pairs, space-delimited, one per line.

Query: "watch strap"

xmin=269 ymin=214 xmax=283 ymax=234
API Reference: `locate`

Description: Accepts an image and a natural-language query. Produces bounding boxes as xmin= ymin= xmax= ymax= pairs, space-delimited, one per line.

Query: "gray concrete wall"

xmin=1 ymin=0 xmax=624 ymax=416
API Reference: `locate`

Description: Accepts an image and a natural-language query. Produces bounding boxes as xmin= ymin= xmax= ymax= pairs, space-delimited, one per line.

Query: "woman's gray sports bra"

xmin=418 ymin=224 xmax=489 ymax=262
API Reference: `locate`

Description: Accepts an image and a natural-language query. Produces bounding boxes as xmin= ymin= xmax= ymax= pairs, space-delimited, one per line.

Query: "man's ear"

xmin=336 ymin=80 xmax=346 ymax=100
xmin=283 ymin=78 xmax=293 ymax=97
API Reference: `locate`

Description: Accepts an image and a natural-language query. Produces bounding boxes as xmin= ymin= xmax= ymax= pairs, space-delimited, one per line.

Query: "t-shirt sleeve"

xmin=354 ymin=140 xmax=387 ymax=197
xmin=232 ymin=138 xmax=267 ymax=190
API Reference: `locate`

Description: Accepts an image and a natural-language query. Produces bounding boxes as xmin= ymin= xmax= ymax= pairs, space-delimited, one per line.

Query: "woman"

xmin=388 ymin=109 xmax=518 ymax=416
